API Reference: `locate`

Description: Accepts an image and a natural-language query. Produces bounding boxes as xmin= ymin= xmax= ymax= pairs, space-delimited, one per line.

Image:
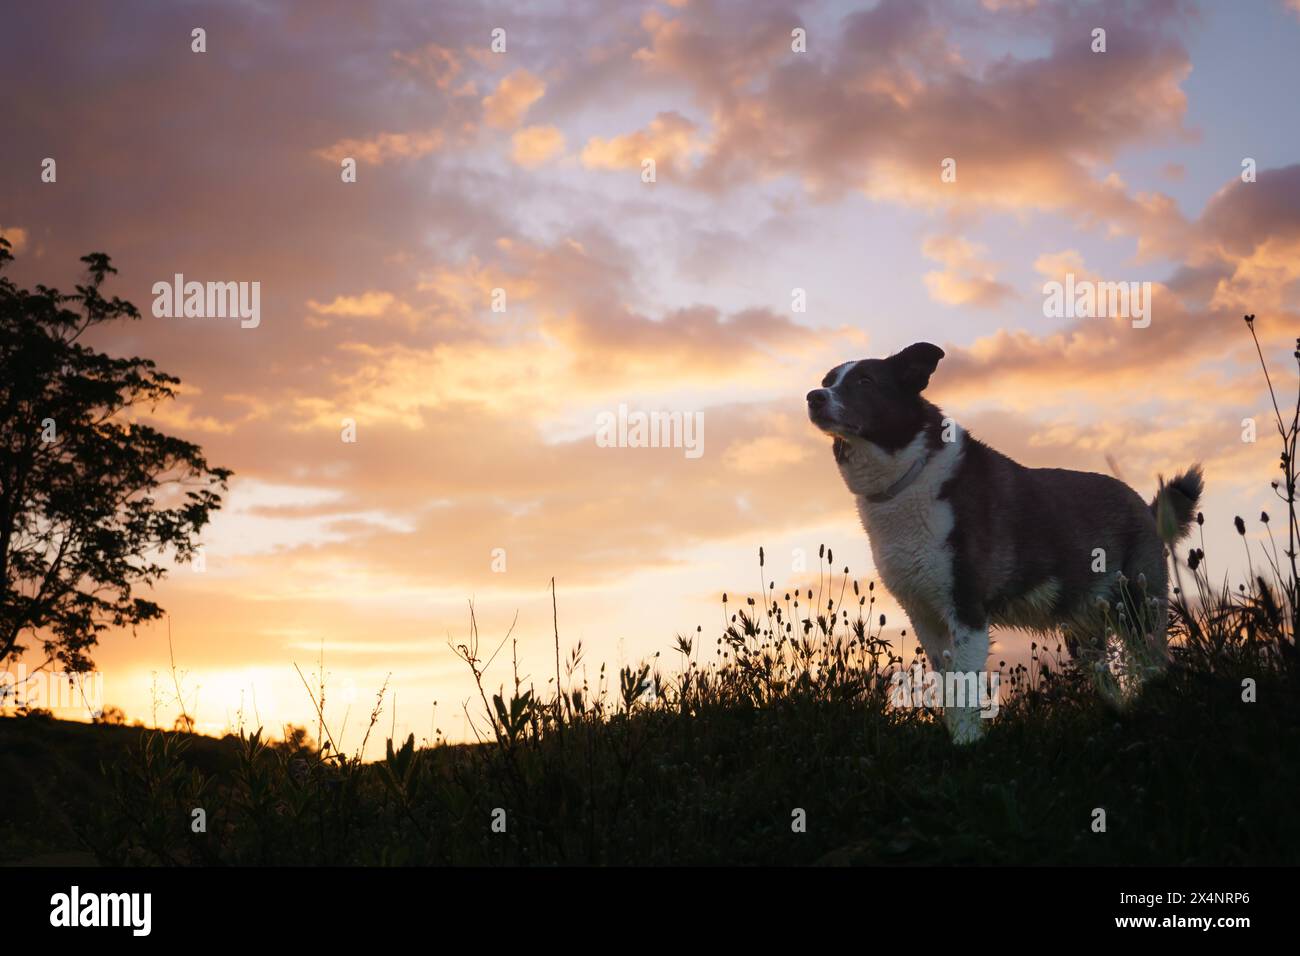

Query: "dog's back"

xmin=942 ymin=437 xmax=1195 ymax=643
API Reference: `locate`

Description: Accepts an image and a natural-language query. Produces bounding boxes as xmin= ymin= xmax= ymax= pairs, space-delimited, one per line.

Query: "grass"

xmin=4 ymin=542 xmax=1293 ymax=866
xmin=6 ymin=313 xmax=1300 ymax=866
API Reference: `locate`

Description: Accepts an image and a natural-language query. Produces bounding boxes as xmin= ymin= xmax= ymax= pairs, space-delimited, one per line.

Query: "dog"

xmin=806 ymin=342 xmax=1203 ymax=743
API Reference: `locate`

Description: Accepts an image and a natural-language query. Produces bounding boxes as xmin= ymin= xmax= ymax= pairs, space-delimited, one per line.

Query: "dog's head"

xmin=806 ymin=342 xmax=945 ymax=452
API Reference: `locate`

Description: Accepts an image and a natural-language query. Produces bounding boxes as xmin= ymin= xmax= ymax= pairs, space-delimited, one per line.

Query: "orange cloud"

xmin=483 ymin=69 xmax=545 ymax=129
xmin=304 ymin=291 xmax=422 ymax=331
xmin=391 ymin=43 xmax=462 ymax=90
xmin=308 ymin=291 xmax=402 ymax=318
xmin=315 ymin=129 xmax=443 ymax=165
xmin=0 ymin=225 xmax=27 ymax=253
xmin=581 ymin=111 xmax=698 ymax=174
xmin=511 ymin=125 xmax=565 ymax=167
xmin=921 ymin=234 xmax=1015 ymax=307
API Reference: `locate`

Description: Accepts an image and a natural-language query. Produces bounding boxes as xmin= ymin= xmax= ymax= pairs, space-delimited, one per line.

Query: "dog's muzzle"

xmin=806 ymin=388 xmax=839 ymax=430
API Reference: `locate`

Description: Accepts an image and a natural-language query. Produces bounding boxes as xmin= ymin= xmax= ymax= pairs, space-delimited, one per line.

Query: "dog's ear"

xmin=889 ymin=342 xmax=944 ymax=392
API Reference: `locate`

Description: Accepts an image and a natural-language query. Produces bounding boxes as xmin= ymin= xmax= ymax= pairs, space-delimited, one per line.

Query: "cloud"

xmin=480 ymin=234 xmax=846 ymax=389
xmin=283 ymin=232 xmax=843 ymax=432
xmin=1033 ymin=249 xmax=1088 ymax=279
xmin=1182 ymin=165 xmax=1300 ymax=318
xmin=620 ymin=0 xmax=1194 ymax=249
xmin=581 ymin=111 xmax=698 ymax=174
xmin=723 ymin=434 xmax=810 ymax=474
xmin=0 ymin=225 xmax=28 ymax=253
xmin=511 ymin=125 xmax=565 ymax=167
xmin=483 ymin=69 xmax=545 ymax=129
xmin=315 ymin=129 xmax=443 ymax=165
xmin=304 ymin=291 xmax=421 ymax=330
xmin=1198 ymin=166 xmax=1300 ymax=257
xmin=308 ymin=291 xmax=402 ymax=318
xmin=210 ymin=401 xmax=848 ymax=594
xmin=921 ymin=234 xmax=1016 ymax=307
xmin=925 ymin=164 xmax=1300 ymax=413
xmin=391 ymin=43 xmax=462 ymax=90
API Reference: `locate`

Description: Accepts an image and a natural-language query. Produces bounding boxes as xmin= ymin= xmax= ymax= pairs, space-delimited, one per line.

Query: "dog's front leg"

xmin=908 ymin=616 xmax=952 ymax=682
xmin=909 ymin=615 xmax=993 ymax=743
xmin=940 ymin=620 xmax=991 ymax=745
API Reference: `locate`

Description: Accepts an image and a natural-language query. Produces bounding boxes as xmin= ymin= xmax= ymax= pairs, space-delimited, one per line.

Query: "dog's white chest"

xmin=856 ymin=492 xmax=956 ymax=620
xmin=837 ymin=431 xmax=964 ymax=628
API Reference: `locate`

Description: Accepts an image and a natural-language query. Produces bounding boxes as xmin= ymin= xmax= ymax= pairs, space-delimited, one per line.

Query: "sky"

xmin=2 ymin=0 xmax=1299 ymax=754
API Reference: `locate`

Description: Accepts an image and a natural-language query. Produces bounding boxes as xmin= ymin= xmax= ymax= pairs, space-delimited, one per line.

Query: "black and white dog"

xmin=807 ymin=342 xmax=1202 ymax=742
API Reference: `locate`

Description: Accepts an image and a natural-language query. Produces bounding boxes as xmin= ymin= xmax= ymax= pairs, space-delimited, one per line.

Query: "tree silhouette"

xmin=0 ymin=237 xmax=230 ymax=674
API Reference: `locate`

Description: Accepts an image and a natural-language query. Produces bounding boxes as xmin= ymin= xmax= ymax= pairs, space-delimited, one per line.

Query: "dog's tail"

xmin=1151 ymin=463 xmax=1204 ymax=545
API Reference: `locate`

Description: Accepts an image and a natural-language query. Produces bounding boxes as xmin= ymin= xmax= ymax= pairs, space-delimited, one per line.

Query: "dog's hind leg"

xmin=1126 ymin=556 xmax=1173 ymax=679
xmin=1076 ymin=567 xmax=1170 ymax=708
xmin=1115 ymin=569 xmax=1172 ymax=699
xmin=1062 ymin=607 xmax=1126 ymax=708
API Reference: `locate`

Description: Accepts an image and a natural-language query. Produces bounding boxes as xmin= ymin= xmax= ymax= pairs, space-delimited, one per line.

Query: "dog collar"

xmin=865 ymin=453 xmax=931 ymax=503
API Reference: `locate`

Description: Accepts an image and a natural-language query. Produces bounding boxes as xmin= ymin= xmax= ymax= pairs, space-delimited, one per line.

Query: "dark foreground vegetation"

xmin=4 ymin=546 xmax=1298 ymax=866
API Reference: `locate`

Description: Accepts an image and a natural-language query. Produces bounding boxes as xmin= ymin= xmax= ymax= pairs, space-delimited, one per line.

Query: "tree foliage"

xmin=0 ymin=237 xmax=230 ymax=672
